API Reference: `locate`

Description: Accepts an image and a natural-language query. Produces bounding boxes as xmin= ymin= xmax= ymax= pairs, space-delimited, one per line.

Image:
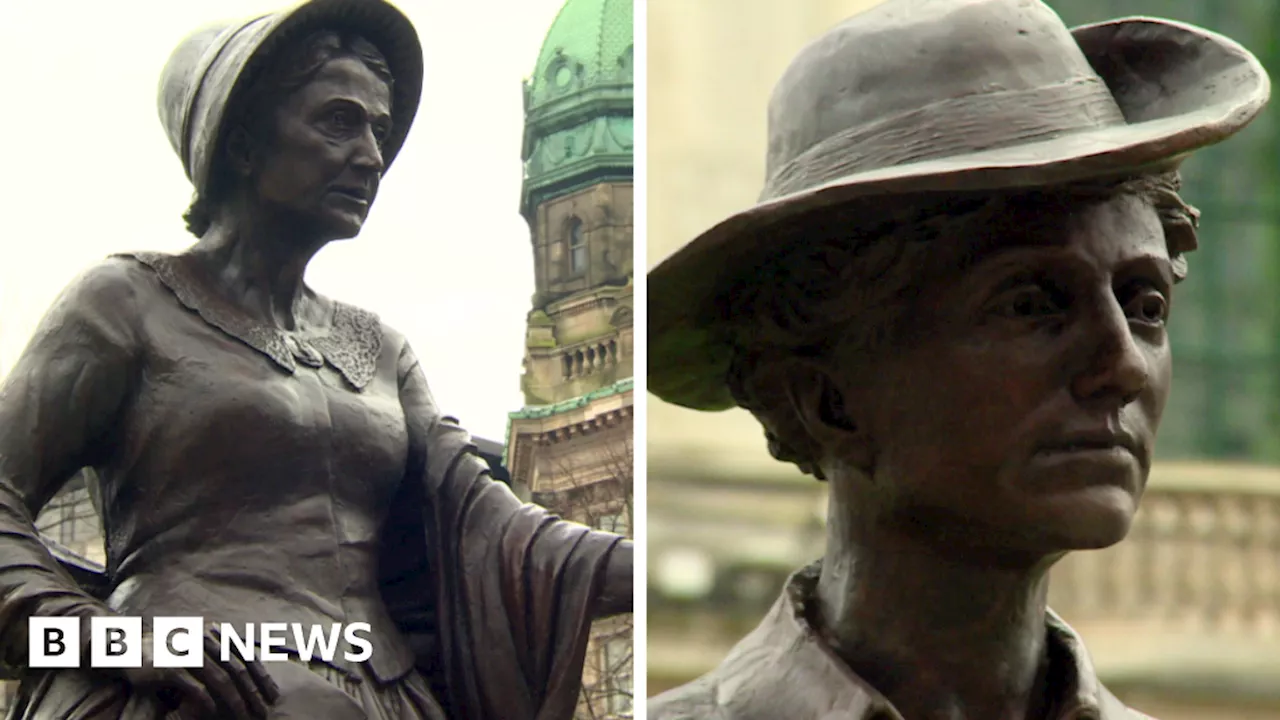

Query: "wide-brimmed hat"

xmin=649 ymin=0 xmax=1270 ymax=412
xmin=158 ymin=0 xmax=424 ymax=197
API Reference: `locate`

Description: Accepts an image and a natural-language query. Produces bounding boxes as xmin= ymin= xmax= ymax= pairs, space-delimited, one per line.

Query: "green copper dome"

xmin=528 ymin=0 xmax=633 ymax=107
xmin=521 ymin=0 xmax=633 ymax=218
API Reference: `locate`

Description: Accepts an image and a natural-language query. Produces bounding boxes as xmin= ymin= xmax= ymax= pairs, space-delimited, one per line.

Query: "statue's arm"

xmin=394 ymin=340 xmax=633 ymax=717
xmin=597 ymin=537 xmax=633 ymax=617
xmin=0 ymin=259 xmax=142 ymax=672
xmin=396 ymin=340 xmax=634 ymax=614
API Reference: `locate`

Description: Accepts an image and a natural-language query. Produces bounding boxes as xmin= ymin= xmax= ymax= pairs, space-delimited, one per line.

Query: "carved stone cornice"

xmin=515 ymin=404 xmax=633 ymax=447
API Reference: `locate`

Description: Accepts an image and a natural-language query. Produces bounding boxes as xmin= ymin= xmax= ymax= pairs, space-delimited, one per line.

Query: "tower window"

xmin=568 ymin=217 xmax=587 ymax=275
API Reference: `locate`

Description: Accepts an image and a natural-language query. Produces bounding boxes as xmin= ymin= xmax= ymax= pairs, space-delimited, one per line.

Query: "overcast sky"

xmin=0 ymin=0 xmax=571 ymax=441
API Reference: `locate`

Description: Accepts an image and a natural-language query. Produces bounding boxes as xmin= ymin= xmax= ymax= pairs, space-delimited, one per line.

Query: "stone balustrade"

xmin=562 ymin=338 xmax=621 ymax=379
xmin=1051 ymin=469 xmax=1280 ymax=639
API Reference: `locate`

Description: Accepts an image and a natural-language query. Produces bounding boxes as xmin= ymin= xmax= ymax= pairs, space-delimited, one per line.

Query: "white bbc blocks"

xmin=152 ymin=616 xmax=204 ymax=668
xmin=90 ymin=617 xmax=142 ymax=668
xmin=30 ymin=616 xmax=203 ymax=668
xmin=28 ymin=617 xmax=80 ymax=668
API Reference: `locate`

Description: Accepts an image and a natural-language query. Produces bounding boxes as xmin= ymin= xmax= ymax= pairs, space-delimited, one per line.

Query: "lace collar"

xmin=119 ymin=251 xmax=381 ymax=390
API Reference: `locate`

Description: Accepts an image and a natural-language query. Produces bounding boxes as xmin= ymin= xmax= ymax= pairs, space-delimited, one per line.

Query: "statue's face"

xmin=249 ymin=56 xmax=392 ymax=241
xmin=853 ymin=193 xmax=1173 ymax=558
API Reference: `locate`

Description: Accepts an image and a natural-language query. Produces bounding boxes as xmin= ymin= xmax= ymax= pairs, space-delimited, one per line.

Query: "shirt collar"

xmin=708 ymin=563 xmax=1133 ymax=720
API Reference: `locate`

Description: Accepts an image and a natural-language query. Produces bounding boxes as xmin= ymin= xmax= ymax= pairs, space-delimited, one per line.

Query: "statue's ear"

xmin=224 ymin=125 xmax=256 ymax=179
xmin=783 ymin=360 xmax=874 ymax=474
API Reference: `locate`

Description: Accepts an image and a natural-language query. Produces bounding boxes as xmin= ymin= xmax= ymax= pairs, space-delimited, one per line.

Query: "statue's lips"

xmin=328 ymin=187 xmax=370 ymax=206
xmin=1035 ymin=428 xmax=1139 ymax=457
xmin=1031 ymin=428 xmax=1144 ymax=476
xmin=1035 ymin=445 xmax=1133 ymax=462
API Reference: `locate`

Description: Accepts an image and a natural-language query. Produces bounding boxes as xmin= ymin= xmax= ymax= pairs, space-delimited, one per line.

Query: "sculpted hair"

xmin=183 ymin=30 xmax=395 ymax=238
xmin=722 ymin=171 xmax=1199 ymax=480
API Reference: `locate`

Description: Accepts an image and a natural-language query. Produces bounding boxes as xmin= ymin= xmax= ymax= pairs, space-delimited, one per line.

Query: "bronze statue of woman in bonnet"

xmin=0 ymin=1 xmax=631 ymax=718
xmin=648 ymin=1 xmax=1268 ymax=718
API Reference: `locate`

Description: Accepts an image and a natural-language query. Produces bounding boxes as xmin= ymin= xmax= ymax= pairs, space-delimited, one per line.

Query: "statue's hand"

xmin=100 ymin=623 xmax=280 ymax=719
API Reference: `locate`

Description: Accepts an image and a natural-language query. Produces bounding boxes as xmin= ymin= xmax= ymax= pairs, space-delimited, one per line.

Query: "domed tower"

xmin=506 ymin=2 xmax=634 ymax=715
xmin=518 ymin=0 xmax=634 ymax=406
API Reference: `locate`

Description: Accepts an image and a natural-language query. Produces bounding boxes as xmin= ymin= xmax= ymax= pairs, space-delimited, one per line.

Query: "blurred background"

xmin=646 ymin=1 xmax=1280 ymax=718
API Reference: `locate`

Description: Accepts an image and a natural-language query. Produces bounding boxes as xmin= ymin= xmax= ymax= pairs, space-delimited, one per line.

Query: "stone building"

xmin=504 ymin=0 xmax=635 ymax=717
xmin=645 ymin=1 xmax=1280 ymax=719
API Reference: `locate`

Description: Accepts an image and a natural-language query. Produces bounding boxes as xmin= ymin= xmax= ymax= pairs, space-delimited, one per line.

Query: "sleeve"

xmin=396 ymin=341 xmax=629 ymax=720
xmin=0 ymin=260 xmax=143 ymax=673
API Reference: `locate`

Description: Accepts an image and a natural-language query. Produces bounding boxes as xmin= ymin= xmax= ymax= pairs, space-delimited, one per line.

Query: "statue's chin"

xmin=1033 ymin=485 xmax=1140 ymax=552
xmin=325 ymin=219 xmax=365 ymax=242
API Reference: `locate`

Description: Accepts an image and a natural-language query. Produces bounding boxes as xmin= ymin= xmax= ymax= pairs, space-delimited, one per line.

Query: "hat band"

xmin=180 ymin=18 xmax=269 ymax=181
xmin=761 ymin=76 xmax=1127 ymax=201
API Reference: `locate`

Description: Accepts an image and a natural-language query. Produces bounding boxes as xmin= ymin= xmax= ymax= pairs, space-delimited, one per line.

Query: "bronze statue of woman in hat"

xmin=0 ymin=1 xmax=632 ymax=718
xmin=648 ymin=1 xmax=1268 ymax=718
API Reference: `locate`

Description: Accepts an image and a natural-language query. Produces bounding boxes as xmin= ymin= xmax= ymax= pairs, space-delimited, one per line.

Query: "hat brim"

xmin=648 ymin=17 xmax=1271 ymax=412
xmin=192 ymin=0 xmax=424 ymax=194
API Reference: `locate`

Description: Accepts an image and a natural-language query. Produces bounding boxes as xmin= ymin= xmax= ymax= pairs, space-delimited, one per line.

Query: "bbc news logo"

xmin=30 ymin=617 xmax=373 ymax=668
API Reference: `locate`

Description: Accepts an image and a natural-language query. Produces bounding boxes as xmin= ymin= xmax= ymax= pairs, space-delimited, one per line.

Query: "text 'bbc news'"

xmin=29 ymin=617 xmax=373 ymax=668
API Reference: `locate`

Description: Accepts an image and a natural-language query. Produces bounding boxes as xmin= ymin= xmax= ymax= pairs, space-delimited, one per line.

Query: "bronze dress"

xmin=0 ymin=252 xmax=622 ymax=719
xmin=648 ymin=564 xmax=1157 ymax=720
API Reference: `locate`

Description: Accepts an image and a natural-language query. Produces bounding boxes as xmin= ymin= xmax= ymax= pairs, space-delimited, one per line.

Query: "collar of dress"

xmin=119 ymin=251 xmax=381 ymax=390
